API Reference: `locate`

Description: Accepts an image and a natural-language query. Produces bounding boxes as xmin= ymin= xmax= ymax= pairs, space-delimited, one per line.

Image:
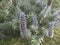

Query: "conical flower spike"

xmin=33 ymin=15 xmax=38 ymax=28
xmin=19 ymin=12 xmax=27 ymax=38
xmin=19 ymin=12 xmax=31 ymax=39
xmin=48 ymin=21 xmax=54 ymax=38
xmin=20 ymin=12 xmax=27 ymax=32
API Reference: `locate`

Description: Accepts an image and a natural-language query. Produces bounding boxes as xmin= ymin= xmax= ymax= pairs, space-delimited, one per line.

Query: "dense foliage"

xmin=0 ymin=0 xmax=60 ymax=45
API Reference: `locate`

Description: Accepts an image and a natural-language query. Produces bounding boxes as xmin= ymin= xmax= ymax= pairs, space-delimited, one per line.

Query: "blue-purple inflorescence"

xmin=19 ymin=12 xmax=31 ymax=39
xmin=20 ymin=12 xmax=27 ymax=31
xmin=48 ymin=21 xmax=55 ymax=38
xmin=33 ymin=15 xmax=38 ymax=27
xmin=19 ymin=12 xmax=27 ymax=38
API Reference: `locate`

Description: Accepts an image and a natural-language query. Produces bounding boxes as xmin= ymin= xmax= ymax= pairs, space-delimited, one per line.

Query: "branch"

xmin=53 ymin=10 xmax=60 ymax=17
xmin=47 ymin=0 xmax=53 ymax=6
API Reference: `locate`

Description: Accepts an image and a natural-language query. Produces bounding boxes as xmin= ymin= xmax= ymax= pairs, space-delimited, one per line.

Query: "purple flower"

xmin=48 ymin=21 xmax=55 ymax=38
xmin=19 ymin=12 xmax=27 ymax=31
xmin=19 ymin=12 xmax=31 ymax=39
xmin=33 ymin=15 xmax=38 ymax=27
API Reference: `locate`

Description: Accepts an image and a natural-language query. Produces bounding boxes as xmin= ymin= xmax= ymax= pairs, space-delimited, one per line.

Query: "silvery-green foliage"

xmin=0 ymin=22 xmax=10 ymax=30
xmin=52 ymin=10 xmax=60 ymax=20
xmin=21 ymin=29 xmax=31 ymax=40
xmin=26 ymin=13 xmax=35 ymax=27
xmin=53 ymin=0 xmax=60 ymax=7
xmin=43 ymin=6 xmax=51 ymax=18
xmin=40 ymin=6 xmax=48 ymax=15
xmin=30 ymin=35 xmax=44 ymax=45
xmin=42 ymin=27 xmax=48 ymax=36
xmin=40 ymin=5 xmax=52 ymax=18
xmin=43 ymin=0 xmax=48 ymax=6
xmin=11 ymin=19 xmax=19 ymax=30
xmin=54 ymin=21 xmax=60 ymax=26
xmin=30 ymin=25 xmax=38 ymax=34
xmin=36 ymin=0 xmax=43 ymax=9
xmin=30 ymin=0 xmax=36 ymax=5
